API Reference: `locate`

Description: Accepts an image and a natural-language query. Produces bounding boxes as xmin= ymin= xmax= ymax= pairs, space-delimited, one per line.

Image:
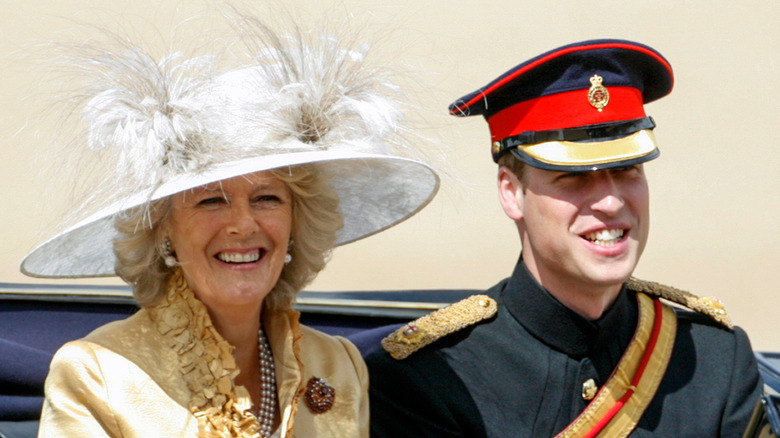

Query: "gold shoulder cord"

xmin=627 ymin=277 xmax=732 ymax=329
xmin=382 ymin=295 xmax=497 ymax=360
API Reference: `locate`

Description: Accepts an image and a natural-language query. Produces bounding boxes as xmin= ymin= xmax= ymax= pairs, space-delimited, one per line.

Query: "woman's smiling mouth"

xmin=216 ymin=249 xmax=264 ymax=264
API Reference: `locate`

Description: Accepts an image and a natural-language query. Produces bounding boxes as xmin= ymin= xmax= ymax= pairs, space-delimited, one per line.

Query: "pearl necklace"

xmin=256 ymin=327 xmax=277 ymax=437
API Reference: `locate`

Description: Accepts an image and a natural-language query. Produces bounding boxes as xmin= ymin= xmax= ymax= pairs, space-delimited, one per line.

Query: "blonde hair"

xmin=114 ymin=164 xmax=343 ymax=309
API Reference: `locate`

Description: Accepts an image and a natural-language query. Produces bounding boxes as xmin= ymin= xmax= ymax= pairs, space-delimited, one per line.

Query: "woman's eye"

xmin=255 ymin=195 xmax=281 ymax=203
xmin=198 ymin=197 xmax=226 ymax=206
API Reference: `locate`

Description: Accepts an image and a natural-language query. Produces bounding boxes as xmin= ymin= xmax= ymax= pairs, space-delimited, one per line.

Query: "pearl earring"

xmin=284 ymin=239 xmax=293 ymax=265
xmin=163 ymin=239 xmax=177 ymax=267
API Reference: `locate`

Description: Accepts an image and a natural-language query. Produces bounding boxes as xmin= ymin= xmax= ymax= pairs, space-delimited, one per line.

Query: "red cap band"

xmin=487 ymin=87 xmax=646 ymax=142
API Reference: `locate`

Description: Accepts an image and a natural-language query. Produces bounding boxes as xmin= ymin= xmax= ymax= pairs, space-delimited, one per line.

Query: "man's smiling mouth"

xmin=583 ymin=229 xmax=624 ymax=247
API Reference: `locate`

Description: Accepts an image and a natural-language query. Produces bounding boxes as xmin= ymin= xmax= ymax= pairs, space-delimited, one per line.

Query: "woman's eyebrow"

xmin=194 ymin=182 xmax=227 ymax=193
xmin=251 ymin=182 xmax=274 ymax=190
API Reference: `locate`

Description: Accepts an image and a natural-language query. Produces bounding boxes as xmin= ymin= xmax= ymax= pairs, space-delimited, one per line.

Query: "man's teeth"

xmin=217 ymin=251 xmax=261 ymax=263
xmin=584 ymin=229 xmax=624 ymax=247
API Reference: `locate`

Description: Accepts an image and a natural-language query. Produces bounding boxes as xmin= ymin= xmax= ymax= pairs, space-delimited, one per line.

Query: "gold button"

xmin=582 ymin=378 xmax=598 ymax=401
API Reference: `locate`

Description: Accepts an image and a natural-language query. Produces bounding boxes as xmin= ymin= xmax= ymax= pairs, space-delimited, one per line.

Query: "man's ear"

xmin=497 ymin=166 xmax=524 ymax=221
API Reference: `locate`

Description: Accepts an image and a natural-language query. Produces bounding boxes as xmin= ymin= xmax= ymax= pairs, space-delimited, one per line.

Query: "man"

xmin=365 ymin=39 xmax=763 ymax=437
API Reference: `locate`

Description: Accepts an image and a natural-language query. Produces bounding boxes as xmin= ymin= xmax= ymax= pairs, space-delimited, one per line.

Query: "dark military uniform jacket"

xmin=365 ymin=260 xmax=762 ymax=437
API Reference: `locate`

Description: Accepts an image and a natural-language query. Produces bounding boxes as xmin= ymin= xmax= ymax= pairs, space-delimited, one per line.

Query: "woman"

xmin=21 ymin=16 xmax=438 ymax=438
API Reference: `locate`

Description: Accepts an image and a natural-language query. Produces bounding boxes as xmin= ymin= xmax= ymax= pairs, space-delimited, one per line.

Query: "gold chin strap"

xmin=555 ymin=293 xmax=677 ymax=438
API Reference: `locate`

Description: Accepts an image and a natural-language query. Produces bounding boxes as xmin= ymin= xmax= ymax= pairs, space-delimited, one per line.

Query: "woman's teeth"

xmin=584 ymin=229 xmax=624 ymax=247
xmin=217 ymin=250 xmax=261 ymax=263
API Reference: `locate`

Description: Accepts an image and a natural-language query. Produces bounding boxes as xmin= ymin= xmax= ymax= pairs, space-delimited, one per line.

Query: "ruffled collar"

xmin=148 ymin=269 xmax=262 ymax=437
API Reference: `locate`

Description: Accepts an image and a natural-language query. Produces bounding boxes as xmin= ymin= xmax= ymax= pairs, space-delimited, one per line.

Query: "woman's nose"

xmin=226 ymin=202 xmax=260 ymax=235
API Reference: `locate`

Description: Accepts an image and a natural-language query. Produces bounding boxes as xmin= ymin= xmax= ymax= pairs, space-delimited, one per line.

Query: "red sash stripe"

xmin=581 ymin=298 xmax=665 ymax=438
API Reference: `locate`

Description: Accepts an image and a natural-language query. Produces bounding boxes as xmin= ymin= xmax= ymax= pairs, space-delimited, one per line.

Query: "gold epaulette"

xmin=381 ymin=294 xmax=498 ymax=360
xmin=627 ymin=277 xmax=732 ymax=329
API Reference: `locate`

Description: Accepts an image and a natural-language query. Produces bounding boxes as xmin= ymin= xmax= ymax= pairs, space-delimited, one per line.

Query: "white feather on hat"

xmin=81 ymin=50 xmax=218 ymax=189
xmin=21 ymin=15 xmax=439 ymax=278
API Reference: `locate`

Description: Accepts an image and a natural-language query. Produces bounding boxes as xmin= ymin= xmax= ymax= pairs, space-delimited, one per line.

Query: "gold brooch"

xmin=305 ymin=377 xmax=335 ymax=414
xmin=588 ymin=74 xmax=609 ymax=111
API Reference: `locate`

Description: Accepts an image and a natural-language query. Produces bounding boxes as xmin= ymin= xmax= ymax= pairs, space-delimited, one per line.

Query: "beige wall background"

xmin=1 ymin=1 xmax=777 ymax=349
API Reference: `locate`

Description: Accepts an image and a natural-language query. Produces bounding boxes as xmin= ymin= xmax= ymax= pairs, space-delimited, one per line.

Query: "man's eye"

xmin=555 ymin=172 xmax=581 ymax=181
xmin=612 ymin=165 xmax=640 ymax=175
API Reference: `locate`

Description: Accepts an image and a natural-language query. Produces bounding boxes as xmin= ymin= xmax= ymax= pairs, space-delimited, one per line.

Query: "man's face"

xmin=502 ymin=164 xmax=650 ymax=295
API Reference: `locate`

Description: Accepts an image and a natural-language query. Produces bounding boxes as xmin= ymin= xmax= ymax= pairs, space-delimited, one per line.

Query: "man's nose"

xmin=588 ymin=173 xmax=625 ymax=215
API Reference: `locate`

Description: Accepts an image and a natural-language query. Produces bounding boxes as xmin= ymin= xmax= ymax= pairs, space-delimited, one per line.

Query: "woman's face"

xmin=167 ymin=171 xmax=293 ymax=313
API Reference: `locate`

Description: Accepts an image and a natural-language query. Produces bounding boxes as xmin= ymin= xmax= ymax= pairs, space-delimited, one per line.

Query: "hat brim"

xmin=21 ymin=150 xmax=439 ymax=278
xmin=510 ymin=129 xmax=659 ymax=172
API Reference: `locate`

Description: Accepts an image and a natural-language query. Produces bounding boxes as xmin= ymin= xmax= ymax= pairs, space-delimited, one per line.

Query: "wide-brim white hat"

xmin=21 ymin=150 xmax=438 ymax=278
xmin=20 ymin=24 xmax=440 ymax=278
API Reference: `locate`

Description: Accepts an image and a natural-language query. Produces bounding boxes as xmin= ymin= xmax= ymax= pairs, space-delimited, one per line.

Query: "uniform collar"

xmin=500 ymin=259 xmax=635 ymax=358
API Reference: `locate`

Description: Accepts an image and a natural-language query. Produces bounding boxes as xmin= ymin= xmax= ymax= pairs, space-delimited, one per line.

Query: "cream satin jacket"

xmin=38 ymin=277 xmax=369 ymax=438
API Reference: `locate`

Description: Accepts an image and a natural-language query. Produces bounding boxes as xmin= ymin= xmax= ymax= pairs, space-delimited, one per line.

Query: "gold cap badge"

xmin=588 ymin=74 xmax=610 ymax=111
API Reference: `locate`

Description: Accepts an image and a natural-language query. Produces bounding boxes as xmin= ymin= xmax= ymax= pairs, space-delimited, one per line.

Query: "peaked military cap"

xmin=449 ymin=39 xmax=674 ymax=171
